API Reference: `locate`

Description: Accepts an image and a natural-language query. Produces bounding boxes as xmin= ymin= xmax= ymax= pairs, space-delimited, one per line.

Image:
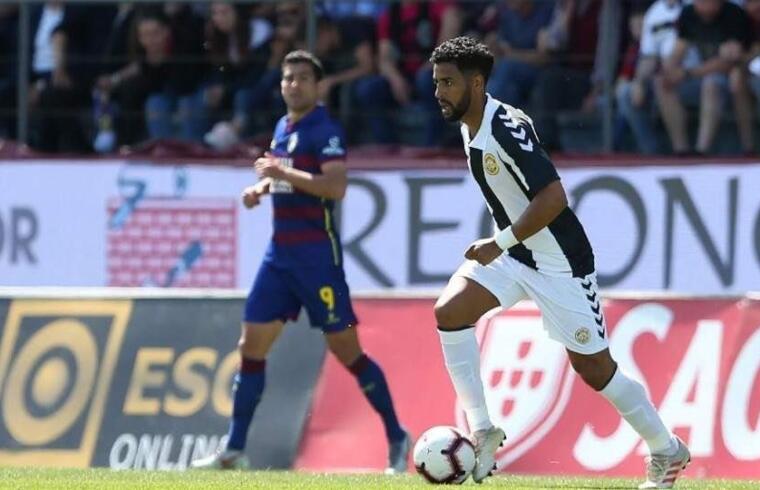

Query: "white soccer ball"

xmin=413 ymin=426 xmax=476 ymax=484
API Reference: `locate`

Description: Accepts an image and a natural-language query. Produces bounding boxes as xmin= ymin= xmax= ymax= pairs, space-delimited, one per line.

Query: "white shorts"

xmin=455 ymin=254 xmax=609 ymax=355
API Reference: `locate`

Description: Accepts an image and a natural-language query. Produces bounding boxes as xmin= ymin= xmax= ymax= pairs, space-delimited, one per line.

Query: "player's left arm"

xmin=255 ymin=157 xmax=347 ymax=200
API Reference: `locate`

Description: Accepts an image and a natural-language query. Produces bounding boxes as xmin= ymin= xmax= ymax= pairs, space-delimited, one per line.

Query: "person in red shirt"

xmin=353 ymin=0 xmax=462 ymax=146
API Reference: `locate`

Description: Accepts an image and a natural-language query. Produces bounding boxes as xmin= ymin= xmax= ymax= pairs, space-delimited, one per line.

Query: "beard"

xmin=440 ymin=87 xmax=471 ymax=122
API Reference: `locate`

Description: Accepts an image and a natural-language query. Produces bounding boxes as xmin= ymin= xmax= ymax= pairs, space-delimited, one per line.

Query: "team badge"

xmin=287 ymin=132 xmax=299 ymax=153
xmin=484 ymin=153 xmax=499 ymax=175
xmin=456 ymin=310 xmax=575 ymax=468
xmin=574 ymin=327 xmax=590 ymax=345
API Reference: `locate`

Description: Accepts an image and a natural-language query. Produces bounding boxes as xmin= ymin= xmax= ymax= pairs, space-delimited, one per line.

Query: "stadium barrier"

xmin=1 ymin=159 xmax=759 ymax=294
xmin=0 ymin=288 xmax=325 ymax=469
xmin=1 ymin=288 xmax=757 ymax=480
xmin=297 ymin=294 xmax=760 ymax=480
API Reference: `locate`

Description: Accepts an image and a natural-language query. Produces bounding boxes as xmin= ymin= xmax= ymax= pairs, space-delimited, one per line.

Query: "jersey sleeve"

xmin=490 ymin=106 xmax=559 ymax=199
xmin=314 ymin=122 xmax=347 ymax=164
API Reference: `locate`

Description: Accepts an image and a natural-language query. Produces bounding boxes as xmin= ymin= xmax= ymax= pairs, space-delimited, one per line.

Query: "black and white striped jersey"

xmin=461 ymin=94 xmax=595 ymax=278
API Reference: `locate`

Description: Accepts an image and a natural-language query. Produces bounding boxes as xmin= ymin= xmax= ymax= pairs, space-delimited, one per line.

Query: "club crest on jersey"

xmin=484 ymin=153 xmax=499 ymax=175
xmin=456 ymin=311 xmax=575 ymax=468
xmin=574 ymin=327 xmax=590 ymax=345
xmin=287 ymin=132 xmax=299 ymax=153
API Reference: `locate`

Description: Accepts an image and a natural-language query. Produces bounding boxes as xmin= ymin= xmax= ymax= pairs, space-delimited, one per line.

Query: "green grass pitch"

xmin=0 ymin=468 xmax=757 ymax=489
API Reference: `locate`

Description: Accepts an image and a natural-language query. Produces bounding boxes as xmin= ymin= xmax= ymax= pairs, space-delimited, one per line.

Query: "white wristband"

xmin=494 ymin=226 xmax=519 ymax=251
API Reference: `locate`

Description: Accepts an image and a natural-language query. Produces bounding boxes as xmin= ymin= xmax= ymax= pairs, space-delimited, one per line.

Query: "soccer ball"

xmin=413 ymin=426 xmax=476 ymax=484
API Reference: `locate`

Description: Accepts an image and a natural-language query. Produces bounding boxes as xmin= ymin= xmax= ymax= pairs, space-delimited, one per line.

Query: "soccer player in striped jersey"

xmin=429 ymin=37 xmax=690 ymax=488
xmin=192 ymin=50 xmax=410 ymax=473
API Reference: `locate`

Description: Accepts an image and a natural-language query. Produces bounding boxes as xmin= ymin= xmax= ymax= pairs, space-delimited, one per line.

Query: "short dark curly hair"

xmin=430 ymin=36 xmax=494 ymax=82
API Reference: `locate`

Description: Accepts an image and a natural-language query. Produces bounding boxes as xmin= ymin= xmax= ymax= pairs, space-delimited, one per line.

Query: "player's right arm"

xmin=465 ymin=109 xmax=565 ymax=266
xmin=241 ymin=178 xmax=271 ymax=209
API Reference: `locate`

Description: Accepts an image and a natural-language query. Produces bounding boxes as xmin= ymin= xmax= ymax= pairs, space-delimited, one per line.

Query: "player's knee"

xmin=569 ymin=354 xmax=616 ymax=391
xmin=237 ymin=336 xmax=266 ymax=359
xmin=570 ymin=361 xmax=607 ymax=390
xmin=434 ymin=300 xmax=459 ymax=328
xmin=327 ymin=340 xmax=362 ymax=367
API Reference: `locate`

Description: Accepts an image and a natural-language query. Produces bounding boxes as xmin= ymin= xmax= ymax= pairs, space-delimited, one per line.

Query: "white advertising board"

xmin=1 ymin=160 xmax=757 ymax=293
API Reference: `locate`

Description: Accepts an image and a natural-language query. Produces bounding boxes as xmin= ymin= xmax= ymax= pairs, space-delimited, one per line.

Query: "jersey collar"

xmin=286 ymin=104 xmax=325 ymax=131
xmin=466 ymin=94 xmax=499 ymax=150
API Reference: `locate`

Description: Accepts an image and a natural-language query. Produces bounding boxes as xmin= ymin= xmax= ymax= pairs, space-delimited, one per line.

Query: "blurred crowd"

xmin=1 ymin=0 xmax=760 ymax=155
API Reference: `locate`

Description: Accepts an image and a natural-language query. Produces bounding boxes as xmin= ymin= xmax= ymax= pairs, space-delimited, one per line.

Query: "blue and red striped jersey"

xmin=263 ymin=105 xmax=347 ymax=268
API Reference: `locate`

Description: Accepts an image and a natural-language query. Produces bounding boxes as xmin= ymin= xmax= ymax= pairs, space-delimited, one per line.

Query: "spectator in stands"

xmin=145 ymin=5 xmax=207 ymax=142
xmin=318 ymin=0 xmax=388 ymax=19
xmin=28 ymin=2 xmax=114 ymax=152
xmin=616 ymin=0 xmax=685 ymax=155
xmin=529 ymin=0 xmax=606 ymax=151
xmin=164 ymin=3 xmax=207 ymax=87
xmin=458 ymin=2 xmax=498 ymax=40
xmin=353 ymin=0 xmax=462 ymax=146
xmin=0 ymin=5 xmax=18 ymax=139
xmin=204 ymin=1 xmax=304 ymax=150
xmin=313 ymin=15 xmax=375 ymax=134
xmin=486 ymin=0 xmax=554 ymax=107
xmin=655 ymin=0 xmax=754 ymax=155
xmin=92 ymin=4 xmax=137 ymax=151
xmin=98 ymin=8 xmax=207 ymax=144
xmin=201 ymin=3 xmax=263 ymax=147
xmin=745 ymin=0 xmax=760 ymax=125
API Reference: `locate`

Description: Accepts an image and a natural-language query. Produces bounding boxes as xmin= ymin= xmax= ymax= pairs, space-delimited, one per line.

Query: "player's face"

xmin=281 ymin=63 xmax=319 ymax=112
xmin=433 ymin=62 xmax=472 ymax=122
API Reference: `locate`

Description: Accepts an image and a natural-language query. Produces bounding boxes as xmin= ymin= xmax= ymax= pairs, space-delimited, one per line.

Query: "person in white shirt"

xmin=654 ymin=0 xmax=754 ymax=155
xmin=429 ymin=36 xmax=690 ymax=488
xmin=617 ymin=0 xmax=685 ymax=154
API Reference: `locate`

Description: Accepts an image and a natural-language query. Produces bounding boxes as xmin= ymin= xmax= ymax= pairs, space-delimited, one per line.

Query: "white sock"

xmin=600 ymin=367 xmax=677 ymax=455
xmin=438 ymin=327 xmax=492 ymax=432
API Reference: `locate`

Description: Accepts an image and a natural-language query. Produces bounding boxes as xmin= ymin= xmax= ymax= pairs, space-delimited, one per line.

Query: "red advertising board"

xmin=295 ymin=297 xmax=760 ymax=479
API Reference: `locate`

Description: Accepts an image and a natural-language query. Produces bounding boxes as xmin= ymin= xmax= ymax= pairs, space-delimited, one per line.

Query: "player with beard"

xmin=429 ymin=37 xmax=690 ymax=488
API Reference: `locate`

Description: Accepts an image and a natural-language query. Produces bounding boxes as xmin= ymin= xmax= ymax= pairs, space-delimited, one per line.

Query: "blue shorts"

xmin=244 ymin=261 xmax=358 ymax=333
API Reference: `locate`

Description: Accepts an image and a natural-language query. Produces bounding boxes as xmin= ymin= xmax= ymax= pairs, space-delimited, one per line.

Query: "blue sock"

xmin=349 ymin=354 xmax=405 ymax=442
xmin=226 ymin=356 xmax=266 ymax=451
